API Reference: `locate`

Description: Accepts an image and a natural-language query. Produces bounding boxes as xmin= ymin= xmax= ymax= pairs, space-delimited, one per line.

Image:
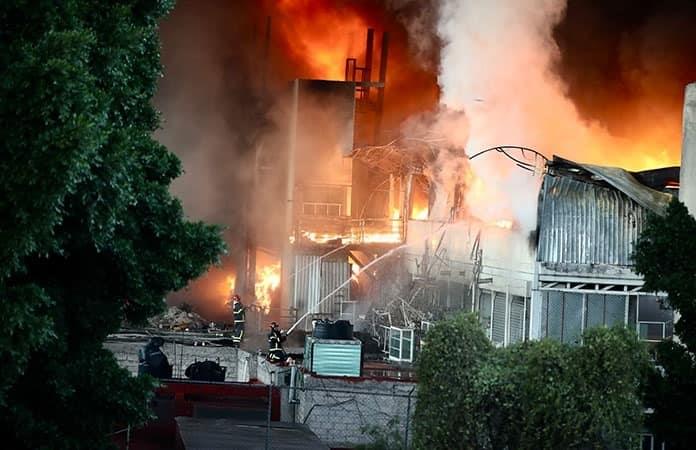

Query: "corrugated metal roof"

xmin=537 ymin=174 xmax=649 ymax=267
xmin=578 ymin=163 xmax=672 ymax=215
xmin=549 ymin=156 xmax=673 ymax=215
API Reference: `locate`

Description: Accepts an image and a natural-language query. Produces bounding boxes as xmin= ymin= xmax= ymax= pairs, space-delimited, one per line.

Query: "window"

xmin=639 ymin=433 xmax=665 ymax=450
xmin=637 ymin=295 xmax=673 ymax=341
xmin=389 ymin=327 xmax=415 ymax=362
xmin=302 ymin=202 xmax=342 ymax=217
xmin=639 ymin=322 xmax=665 ymax=342
xmin=541 ymin=291 xmax=629 ymax=344
xmin=586 ymin=294 xmax=625 ymax=329
xmin=640 ymin=433 xmax=654 ymax=450
xmin=478 ymin=290 xmax=528 ymax=345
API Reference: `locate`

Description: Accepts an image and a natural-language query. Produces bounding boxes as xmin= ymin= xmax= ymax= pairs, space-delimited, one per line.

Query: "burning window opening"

xmin=221 ymin=251 xmax=280 ymax=316
xmin=255 ymin=262 xmax=280 ymax=314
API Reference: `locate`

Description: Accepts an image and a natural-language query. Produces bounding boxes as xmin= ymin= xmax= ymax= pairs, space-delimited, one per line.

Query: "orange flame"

xmin=255 ymin=263 xmax=280 ymax=314
xmin=273 ymin=0 xmax=368 ymax=80
xmin=225 ymin=274 xmax=236 ymax=296
xmin=411 ymin=205 xmax=429 ymax=220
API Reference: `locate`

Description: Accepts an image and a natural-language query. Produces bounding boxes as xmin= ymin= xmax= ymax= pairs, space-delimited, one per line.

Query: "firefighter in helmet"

xmin=267 ymin=321 xmax=287 ymax=363
xmin=230 ymin=294 xmax=245 ymax=347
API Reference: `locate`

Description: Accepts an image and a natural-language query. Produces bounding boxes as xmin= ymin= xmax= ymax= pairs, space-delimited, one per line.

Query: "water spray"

xmin=285 ymin=220 xmax=456 ymax=336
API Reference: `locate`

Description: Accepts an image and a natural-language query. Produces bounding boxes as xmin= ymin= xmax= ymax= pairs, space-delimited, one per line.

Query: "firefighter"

xmin=138 ymin=337 xmax=173 ymax=379
xmin=230 ymin=294 xmax=245 ymax=347
xmin=267 ymin=321 xmax=287 ymax=363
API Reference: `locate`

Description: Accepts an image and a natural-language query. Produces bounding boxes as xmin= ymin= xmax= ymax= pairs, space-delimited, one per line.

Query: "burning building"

xmin=244 ymin=30 xmax=420 ymax=333
xmin=529 ymin=157 xmax=678 ymax=343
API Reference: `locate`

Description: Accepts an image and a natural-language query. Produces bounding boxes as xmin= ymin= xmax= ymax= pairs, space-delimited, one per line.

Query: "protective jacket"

xmin=231 ymin=302 xmax=245 ymax=345
xmin=268 ymin=326 xmax=286 ymax=362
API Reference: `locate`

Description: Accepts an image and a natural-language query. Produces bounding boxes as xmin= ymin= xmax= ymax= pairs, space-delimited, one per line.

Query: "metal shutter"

xmin=491 ymin=291 xmax=506 ymax=344
xmin=509 ymin=296 xmax=525 ymax=344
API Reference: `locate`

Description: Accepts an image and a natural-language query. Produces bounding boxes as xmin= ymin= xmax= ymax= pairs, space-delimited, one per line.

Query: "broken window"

xmin=389 ymin=327 xmax=414 ymax=363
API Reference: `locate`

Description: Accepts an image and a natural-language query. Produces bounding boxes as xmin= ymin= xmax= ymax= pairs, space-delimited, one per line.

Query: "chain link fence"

xmin=270 ymin=383 xmax=416 ymax=449
xmin=109 ymin=380 xmax=416 ymax=450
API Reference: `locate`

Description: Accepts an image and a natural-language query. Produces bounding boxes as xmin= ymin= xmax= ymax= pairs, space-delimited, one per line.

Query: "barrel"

xmin=312 ymin=320 xmax=334 ymax=339
xmin=333 ymin=320 xmax=353 ymax=339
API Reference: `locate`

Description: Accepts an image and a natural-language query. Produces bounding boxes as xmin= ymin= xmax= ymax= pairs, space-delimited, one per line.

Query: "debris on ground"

xmin=148 ymin=305 xmax=209 ymax=331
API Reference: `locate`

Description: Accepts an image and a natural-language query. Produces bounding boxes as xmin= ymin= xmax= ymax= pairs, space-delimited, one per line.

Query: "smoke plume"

xmin=553 ymin=0 xmax=696 ymax=163
xmin=432 ymin=0 xmax=692 ymax=229
xmin=155 ymin=0 xmax=441 ymax=317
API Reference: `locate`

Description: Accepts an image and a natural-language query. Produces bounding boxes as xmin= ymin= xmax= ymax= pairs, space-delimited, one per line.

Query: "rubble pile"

xmin=148 ymin=306 xmax=209 ymax=331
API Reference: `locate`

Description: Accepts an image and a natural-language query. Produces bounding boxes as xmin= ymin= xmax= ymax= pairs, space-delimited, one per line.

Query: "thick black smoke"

xmin=155 ymin=0 xmax=440 ymax=317
xmin=553 ymin=0 xmax=696 ymax=140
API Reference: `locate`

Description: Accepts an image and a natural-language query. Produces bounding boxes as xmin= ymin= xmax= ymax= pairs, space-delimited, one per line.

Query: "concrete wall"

xmin=294 ymin=375 xmax=417 ymax=448
xmin=105 ymin=340 xmax=240 ymax=382
xmin=681 ymin=82 xmax=696 ymax=217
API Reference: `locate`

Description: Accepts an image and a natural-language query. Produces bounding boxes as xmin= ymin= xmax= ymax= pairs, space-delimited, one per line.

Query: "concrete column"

xmin=680 ymin=83 xmax=696 ymax=217
xmin=280 ymin=80 xmax=300 ymax=312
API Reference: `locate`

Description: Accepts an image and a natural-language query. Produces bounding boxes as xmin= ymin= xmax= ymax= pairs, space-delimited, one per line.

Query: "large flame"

xmin=224 ymin=274 xmax=236 ymax=307
xmin=272 ymin=0 xmax=368 ymax=80
xmin=411 ymin=205 xmax=429 ymax=220
xmin=255 ymin=263 xmax=281 ymax=314
xmin=300 ymin=229 xmax=402 ymax=245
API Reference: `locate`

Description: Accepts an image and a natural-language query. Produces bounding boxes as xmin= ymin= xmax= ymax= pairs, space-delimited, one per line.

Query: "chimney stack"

xmin=680 ymin=83 xmax=696 ymax=216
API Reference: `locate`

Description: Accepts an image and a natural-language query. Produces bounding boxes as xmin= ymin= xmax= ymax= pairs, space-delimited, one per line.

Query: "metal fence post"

xmin=404 ymin=387 xmax=415 ymax=450
xmin=266 ymin=380 xmax=272 ymax=450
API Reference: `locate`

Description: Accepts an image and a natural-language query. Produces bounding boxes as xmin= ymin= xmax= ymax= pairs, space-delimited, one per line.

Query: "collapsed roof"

xmin=548 ymin=156 xmax=676 ymax=216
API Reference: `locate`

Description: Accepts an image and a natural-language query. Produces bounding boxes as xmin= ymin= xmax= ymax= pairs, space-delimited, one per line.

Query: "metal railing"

xmin=295 ymin=215 xmax=404 ymax=245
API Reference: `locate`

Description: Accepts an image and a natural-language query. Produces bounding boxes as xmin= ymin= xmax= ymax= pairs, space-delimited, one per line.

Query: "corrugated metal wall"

xmin=293 ymin=255 xmax=350 ymax=320
xmin=537 ymin=174 xmax=649 ymax=266
xmin=306 ymin=337 xmax=362 ymax=377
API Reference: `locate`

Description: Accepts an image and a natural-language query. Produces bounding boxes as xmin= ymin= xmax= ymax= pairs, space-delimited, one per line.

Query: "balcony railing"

xmin=294 ymin=215 xmax=404 ymax=245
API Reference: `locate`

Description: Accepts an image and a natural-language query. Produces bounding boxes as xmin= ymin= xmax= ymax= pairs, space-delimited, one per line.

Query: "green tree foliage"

xmin=414 ymin=314 xmax=648 ymax=449
xmin=634 ymin=198 xmax=696 ymax=449
xmin=0 ymin=1 xmax=225 ymax=448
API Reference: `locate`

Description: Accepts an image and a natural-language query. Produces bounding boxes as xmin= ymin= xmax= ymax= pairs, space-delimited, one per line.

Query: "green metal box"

xmin=304 ymin=336 xmax=362 ymax=377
